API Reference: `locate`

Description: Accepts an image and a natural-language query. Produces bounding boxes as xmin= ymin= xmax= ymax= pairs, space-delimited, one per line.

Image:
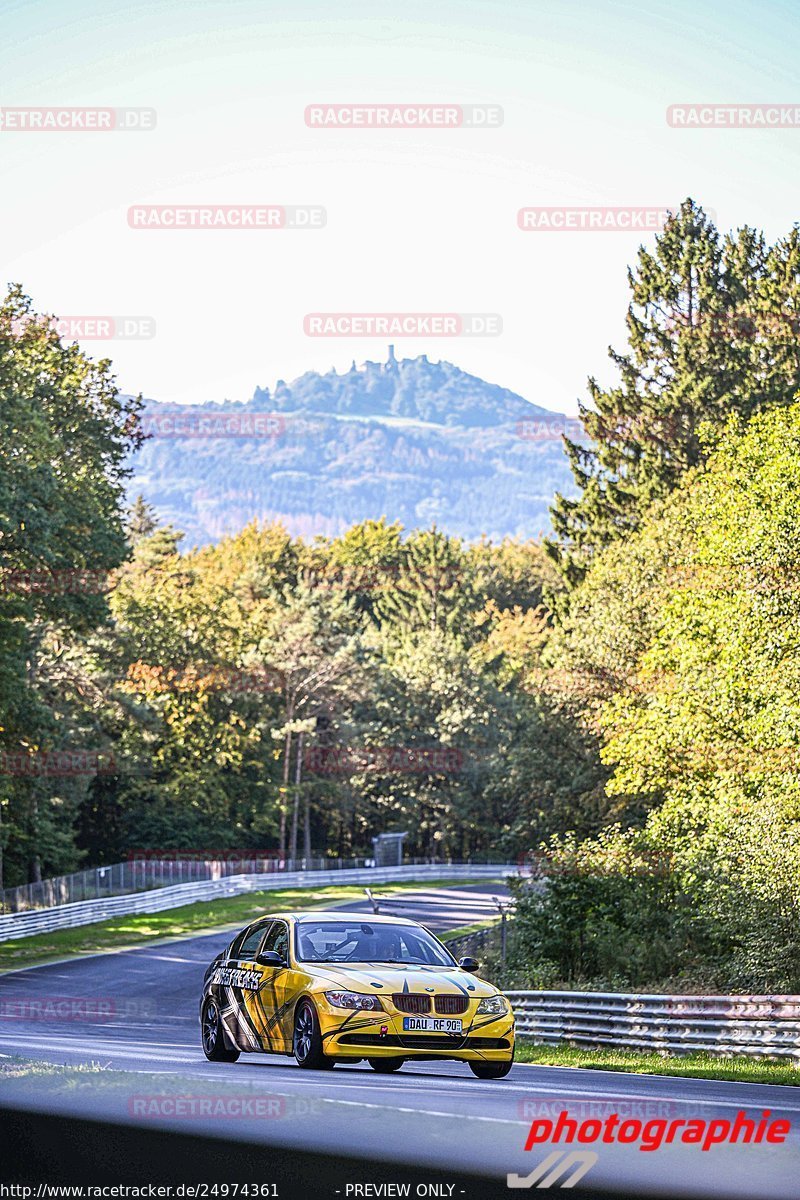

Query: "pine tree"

xmin=548 ymin=199 xmax=800 ymax=584
xmin=126 ymin=496 xmax=158 ymax=544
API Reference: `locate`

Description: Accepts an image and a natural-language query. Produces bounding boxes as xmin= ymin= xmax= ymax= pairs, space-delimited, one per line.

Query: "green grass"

xmin=0 ymin=877 xmax=491 ymax=974
xmin=515 ymin=1040 xmax=800 ymax=1086
xmin=442 ymin=919 xmax=499 ymax=941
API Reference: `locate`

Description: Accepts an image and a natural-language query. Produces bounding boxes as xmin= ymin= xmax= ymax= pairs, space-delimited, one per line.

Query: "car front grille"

xmin=392 ymin=993 xmax=431 ymax=1014
xmin=434 ymin=995 xmax=468 ymax=1015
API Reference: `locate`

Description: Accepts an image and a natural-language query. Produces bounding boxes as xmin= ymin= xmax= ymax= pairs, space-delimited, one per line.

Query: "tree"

xmin=374 ymin=527 xmax=476 ymax=635
xmin=528 ymin=403 xmax=800 ymax=991
xmin=548 ymin=200 xmax=800 ymax=585
xmin=0 ymin=286 xmax=141 ymax=886
xmin=126 ymin=496 xmax=159 ymax=544
xmin=253 ymin=585 xmax=365 ymax=857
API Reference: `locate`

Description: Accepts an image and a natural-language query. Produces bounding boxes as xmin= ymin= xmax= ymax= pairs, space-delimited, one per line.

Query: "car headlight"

xmin=476 ymin=994 xmax=508 ymax=1016
xmin=324 ymin=990 xmax=384 ymax=1011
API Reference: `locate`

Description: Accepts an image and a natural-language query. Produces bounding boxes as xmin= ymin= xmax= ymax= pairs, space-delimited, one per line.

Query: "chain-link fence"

xmin=0 ymin=856 xmax=375 ymax=914
xmin=0 ymin=854 xmax=497 ymax=914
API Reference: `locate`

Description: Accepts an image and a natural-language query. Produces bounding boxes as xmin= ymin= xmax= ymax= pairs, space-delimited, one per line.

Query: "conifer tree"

xmin=548 ymin=199 xmax=800 ymax=584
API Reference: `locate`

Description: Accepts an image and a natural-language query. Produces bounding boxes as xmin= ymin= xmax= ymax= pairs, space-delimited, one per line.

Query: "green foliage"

xmin=549 ymin=199 xmax=800 ymax=583
xmin=0 ymin=287 xmax=141 ymax=887
xmin=516 ymin=403 xmax=800 ymax=993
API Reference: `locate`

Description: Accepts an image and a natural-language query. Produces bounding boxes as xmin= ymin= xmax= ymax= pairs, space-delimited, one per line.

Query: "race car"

xmin=199 ymin=910 xmax=514 ymax=1077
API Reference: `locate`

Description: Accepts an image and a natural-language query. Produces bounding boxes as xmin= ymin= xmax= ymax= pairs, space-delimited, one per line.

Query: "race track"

xmin=0 ymin=882 xmax=798 ymax=1199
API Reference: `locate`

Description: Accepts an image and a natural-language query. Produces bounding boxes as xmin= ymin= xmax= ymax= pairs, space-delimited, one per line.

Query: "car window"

xmin=295 ymin=920 xmax=455 ymax=966
xmin=233 ymin=919 xmax=272 ymax=960
xmin=262 ymin=920 xmax=289 ymax=961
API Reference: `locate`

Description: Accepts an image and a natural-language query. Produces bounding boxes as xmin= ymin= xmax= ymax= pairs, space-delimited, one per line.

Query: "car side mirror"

xmin=458 ymin=956 xmax=479 ymax=972
xmin=257 ymin=950 xmax=286 ymax=968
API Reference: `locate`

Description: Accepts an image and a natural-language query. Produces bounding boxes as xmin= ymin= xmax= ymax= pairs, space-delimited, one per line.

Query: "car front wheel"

xmin=469 ymin=1058 xmax=513 ymax=1079
xmin=368 ymin=1057 xmax=404 ymax=1073
xmin=293 ymin=999 xmax=334 ymax=1069
xmin=201 ymin=998 xmax=240 ymax=1062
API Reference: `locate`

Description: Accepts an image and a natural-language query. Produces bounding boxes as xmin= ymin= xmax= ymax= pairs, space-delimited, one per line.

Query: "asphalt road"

xmin=1 ymin=882 xmax=798 ymax=1199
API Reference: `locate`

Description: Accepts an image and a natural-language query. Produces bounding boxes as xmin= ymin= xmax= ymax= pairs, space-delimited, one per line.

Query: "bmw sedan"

xmin=199 ymin=910 xmax=514 ymax=1077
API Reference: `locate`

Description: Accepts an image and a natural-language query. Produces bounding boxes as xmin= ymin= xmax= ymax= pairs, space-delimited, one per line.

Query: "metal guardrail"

xmin=0 ymin=863 xmax=518 ymax=943
xmin=506 ymin=989 xmax=800 ymax=1059
xmin=0 ymin=853 xmax=513 ymax=914
xmin=0 ymin=856 xmax=375 ymax=914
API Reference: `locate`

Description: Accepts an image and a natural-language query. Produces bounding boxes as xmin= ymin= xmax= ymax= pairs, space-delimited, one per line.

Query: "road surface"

xmin=0 ymin=882 xmax=797 ymax=1198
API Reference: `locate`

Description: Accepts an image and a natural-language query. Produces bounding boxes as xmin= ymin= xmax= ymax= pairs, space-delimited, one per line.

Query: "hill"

xmin=129 ymin=348 xmax=577 ymax=544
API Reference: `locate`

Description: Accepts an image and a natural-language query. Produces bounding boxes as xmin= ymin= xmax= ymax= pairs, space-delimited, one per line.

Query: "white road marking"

xmin=3 ymin=1035 xmax=800 ymax=1116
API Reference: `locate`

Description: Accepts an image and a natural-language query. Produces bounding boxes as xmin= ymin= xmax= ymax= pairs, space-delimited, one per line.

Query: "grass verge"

xmin=0 ymin=878 xmax=495 ymax=974
xmin=441 ymin=919 xmax=498 ymax=941
xmin=515 ymin=1040 xmax=800 ymax=1086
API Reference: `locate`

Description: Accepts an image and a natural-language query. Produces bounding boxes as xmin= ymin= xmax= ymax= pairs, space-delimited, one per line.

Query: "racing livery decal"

xmin=200 ymin=910 xmax=515 ymax=1077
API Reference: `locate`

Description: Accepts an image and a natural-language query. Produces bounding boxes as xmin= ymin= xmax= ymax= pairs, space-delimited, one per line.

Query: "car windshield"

xmin=295 ymin=920 xmax=456 ymax=967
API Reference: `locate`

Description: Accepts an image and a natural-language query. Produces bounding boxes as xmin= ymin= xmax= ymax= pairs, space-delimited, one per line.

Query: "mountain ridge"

xmin=129 ymin=349 xmax=577 ymax=545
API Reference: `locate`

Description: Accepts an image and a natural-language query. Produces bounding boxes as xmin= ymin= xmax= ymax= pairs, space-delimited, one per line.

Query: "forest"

xmin=4 ymin=198 xmax=800 ymax=990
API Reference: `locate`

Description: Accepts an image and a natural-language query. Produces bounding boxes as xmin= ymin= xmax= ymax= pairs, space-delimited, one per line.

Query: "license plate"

xmin=402 ymin=1017 xmax=463 ymax=1033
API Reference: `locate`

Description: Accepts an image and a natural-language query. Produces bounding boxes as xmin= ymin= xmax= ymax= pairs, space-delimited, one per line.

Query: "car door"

xmin=210 ymin=919 xmax=273 ymax=1052
xmin=251 ymin=920 xmax=292 ymax=1052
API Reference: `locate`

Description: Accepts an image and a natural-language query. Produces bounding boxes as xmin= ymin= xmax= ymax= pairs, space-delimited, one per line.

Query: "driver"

xmin=374 ymin=929 xmax=403 ymax=961
xmin=349 ymin=926 xmax=380 ymax=960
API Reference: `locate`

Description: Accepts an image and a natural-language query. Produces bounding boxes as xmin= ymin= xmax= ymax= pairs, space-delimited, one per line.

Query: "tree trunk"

xmin=30 ymin=792 xmax=42 ymax=883
xmin=303 ymin=785 xmax=312 ymax=862
xmin=279 ymin=727 xmax=292 ymax=859
xmin=290 ymin=731 xmax=303 ymax=862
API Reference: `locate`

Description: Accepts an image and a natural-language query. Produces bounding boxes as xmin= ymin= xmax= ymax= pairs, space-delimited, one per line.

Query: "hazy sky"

xmin=2 ymin=0 xmax=799 ymax=414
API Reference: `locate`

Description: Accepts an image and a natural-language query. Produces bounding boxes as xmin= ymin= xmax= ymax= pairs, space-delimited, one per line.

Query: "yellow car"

xmin=199 ymin=910 xmax=514 ymax=1078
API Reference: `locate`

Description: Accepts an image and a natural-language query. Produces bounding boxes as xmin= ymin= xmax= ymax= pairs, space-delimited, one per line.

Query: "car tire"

xmin=368 ymin=1057 xmax=405 ymax=1073
xmin=293 ymin=999 xmax=334 ymax=1069
xmin=201 ymin=998 xmax=240 ymax=1062
xmin=469 ymin=1058 xmax=513 ymax=1079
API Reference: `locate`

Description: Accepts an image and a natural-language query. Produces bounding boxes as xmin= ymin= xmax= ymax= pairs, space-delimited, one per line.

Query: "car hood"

xmin=303 ymin=961 xmax=499 ymax=999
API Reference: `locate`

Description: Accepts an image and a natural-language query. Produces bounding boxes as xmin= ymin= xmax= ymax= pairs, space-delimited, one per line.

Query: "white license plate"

xmin=402 ymin=1017 xmax=463 ymax=1033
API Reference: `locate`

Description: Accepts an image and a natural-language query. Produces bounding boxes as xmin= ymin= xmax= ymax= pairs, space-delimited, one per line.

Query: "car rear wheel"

xmin=293 ymin=999 xmax=334 ymax=1069
xmin=368 ymin=1057 xmax=404 ymax=1073
xmin=201 ymin=998 xmax=240 ymax=1062
xmin=469 ymin=1058 xmax=513 ymax=1079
